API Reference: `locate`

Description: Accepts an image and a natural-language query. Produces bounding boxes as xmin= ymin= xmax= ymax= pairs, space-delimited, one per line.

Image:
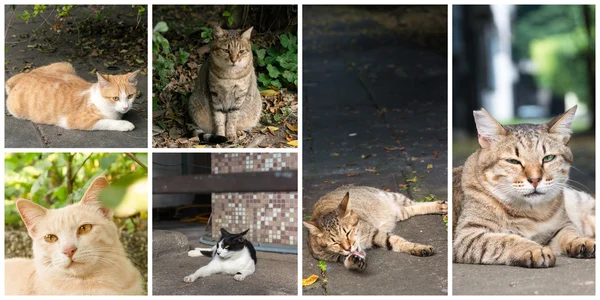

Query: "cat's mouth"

xmin=525 ymin=191 xmax=545 ymax=198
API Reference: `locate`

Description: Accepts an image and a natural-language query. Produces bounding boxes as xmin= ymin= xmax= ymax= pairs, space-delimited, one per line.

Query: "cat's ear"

xmin=547 ymin=105 xmax=577 ymax=144
xmin=127 ymin=70 xmax=141 ymax=86
xmin=473 ymin=108 xmax=507 ymax=149
xmin=96 ymin=73 xmax=111 ymax=89
xmin=337 ymin=192 xmax=352 ymax=217
xmin=16 ymin=199 xmax=47 ymax=235
xmin=220 ymin=228 xmax=231 ymax=236
xmin=303 ymin=221 xmax=323 ymax=237
xmin=241 ymin=27 xmax=253 ymax=41
xmin=239 ymin=229 xmax=250 ymax=236
xmin=234 ymin=229 xmax=250 ymax=242
xmin=213 ymin=26 xmax=227 ymax=39
xmin=79 ymin=176 xmax=113 ymax=219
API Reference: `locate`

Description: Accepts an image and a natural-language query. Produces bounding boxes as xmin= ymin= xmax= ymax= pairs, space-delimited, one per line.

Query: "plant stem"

xmin=125 ymin=153 xmax=148 ymax=170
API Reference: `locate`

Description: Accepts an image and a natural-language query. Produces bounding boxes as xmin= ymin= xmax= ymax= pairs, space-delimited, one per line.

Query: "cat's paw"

xmin=565 ymin=237 xmax=595 ymax=258
xmin=436 ymin=201 xmax=448 ymax=214
xmin=116 ymin=120 xmax=135 ymax=131
xmin=410 ymin=245 xmax=434 ymax=257
xmin=183 ymin=275 xmax=197 ymax=283
xmin=344 ymin=253 xmax=367 ymax=271
xmin=233 ymin=273 xmax=247 ymax=281
xmin=516 ymin=246 xmax=555 ymax=268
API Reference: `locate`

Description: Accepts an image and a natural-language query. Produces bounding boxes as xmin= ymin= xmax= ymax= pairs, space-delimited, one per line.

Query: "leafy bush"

xmin=253 ymin=32 xmax=298 ymax=90
xmin=152 ymin=21 xmax=190 ymax=109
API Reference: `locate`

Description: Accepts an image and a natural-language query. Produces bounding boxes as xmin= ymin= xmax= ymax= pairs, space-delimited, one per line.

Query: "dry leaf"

xmin=260 ymin=89 xmax=279 ymax=97
xmin=287 ymin=140 xmax=298 ymax=147
xmin=286 ymin=123 xmax=298 ymax=132
xmin=302 ymin=274 xmax=319 ymax=286
xmin=332 ymin=153 xmax=340 ymax=157
xmin=427 ymin=164 xmax=433 ymax=169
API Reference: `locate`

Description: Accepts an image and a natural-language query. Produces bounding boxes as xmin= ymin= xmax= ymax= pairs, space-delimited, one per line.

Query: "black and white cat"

xmin=183 ymin=228 xmax=257 ymax=282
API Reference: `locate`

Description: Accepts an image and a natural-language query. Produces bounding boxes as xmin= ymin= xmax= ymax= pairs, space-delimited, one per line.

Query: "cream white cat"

xmin=4 ymin=177 xmax=143 ymax=295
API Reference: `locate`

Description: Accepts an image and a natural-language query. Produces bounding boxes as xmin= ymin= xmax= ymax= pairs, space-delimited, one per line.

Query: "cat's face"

xmin=210 ymin=26 xmax=253 ymax=69
xmin=303 ymin=193 xmax=360 ymax=256
xmin=16 ymin=177 xmax=119 ymax=277
xmin=214 ymin=228 xmax=250 ymax=259
xmin=473 ymin=106 xmax=576 ymax=206
xmin=97 ymin=71 xmax=140 ymax=114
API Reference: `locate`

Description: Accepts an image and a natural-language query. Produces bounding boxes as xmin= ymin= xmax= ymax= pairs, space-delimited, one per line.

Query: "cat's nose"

xmin=528 ymin=177 xmax=541 ymax=188
xmin=123 ymin=104 xmax=129 ymax=110
xmin=62 ymin=246 xmax=77 ymax=259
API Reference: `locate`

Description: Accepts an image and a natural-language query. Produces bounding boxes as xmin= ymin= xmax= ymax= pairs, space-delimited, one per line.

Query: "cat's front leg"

xmin=92 ymin=119 xmax=135 ymax=131
xmin=550 ymin=225 xmax=595 ymax=258
xmin=183 ymin=261 xmax=220 ymax=283
xmin=225 ymin=110 xmax=241 ymax=141
xmin=213 ymin=111 xmax=226 ymax=137
xmin=233 ymin=260 xmax=255 ymax=281
xmin=453 ymin=230 xmax=555 ymax=268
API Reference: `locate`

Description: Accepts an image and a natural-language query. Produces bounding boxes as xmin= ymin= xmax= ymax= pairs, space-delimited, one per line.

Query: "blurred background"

xmin=453 ymin=5 xmax=595 ymax=192
xmin=4 ymin=152 xmax=148 ymax=293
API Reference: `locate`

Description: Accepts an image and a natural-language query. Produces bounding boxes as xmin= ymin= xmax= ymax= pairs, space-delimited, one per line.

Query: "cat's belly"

xmin=509 ymin=216 xmax=565 ymax=245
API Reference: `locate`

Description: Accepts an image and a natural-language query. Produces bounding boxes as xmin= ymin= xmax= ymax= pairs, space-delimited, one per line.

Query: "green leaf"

xmin=222 ymin=11 xmax=230 ymax=17
xmin=99 ymin=174 xmax=145 ymax=209
xmin=266 ymin=64 xmax=280 ymax=78
xmin=153 ymin=21 xmax=169 ymax=33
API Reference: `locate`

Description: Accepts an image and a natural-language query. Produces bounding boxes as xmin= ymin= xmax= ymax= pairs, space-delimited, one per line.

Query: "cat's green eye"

xmin=239 ymin=49 xmax=246 ymax=54
xmin=44 ymin=234 xmax=58 ymax=243
xmin=506 ymin=159 xmax=521 ymax=165
xmin=128 ymin=94 xmax=135 ymax=99
xmin=221 ymin=48 xmax=230 ymax=53
xmin=78 ymin=224 xmax=93 ymax=235
xmin=224 ymin=245 xmax=229 ymax=249
xmin=543 ymin=155 xmax=556 ymax=163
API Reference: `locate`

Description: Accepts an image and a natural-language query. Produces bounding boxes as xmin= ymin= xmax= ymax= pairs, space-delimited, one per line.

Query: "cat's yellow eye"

xmin=44 ymin=234 xmax=58 ymax=243
xmin=78 ymin=224 xmax=93 ymax=235
xmin=112 ymin=96 xmax=119 ymax=101
xmin=506 ymin=159 xmax=521 ymax=165
xmin=224 ymin=245 xmax=229 ymax=249
xmin=543 ymin=155 xmax=556 ymax=163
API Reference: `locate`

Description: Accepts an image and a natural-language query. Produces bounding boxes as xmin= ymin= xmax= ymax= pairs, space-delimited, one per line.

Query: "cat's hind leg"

xmin=395 ymin=201 xmax=448 ymax=221
xmin=183 ymin=260 xmax=221 ymax=283
xmin=188 ymin=246 xmax=215 ymax=258
xmin=233 ymin=260 xmax=256 ymax=281
xmin=371 ymin=230 xmax=434 ymax=256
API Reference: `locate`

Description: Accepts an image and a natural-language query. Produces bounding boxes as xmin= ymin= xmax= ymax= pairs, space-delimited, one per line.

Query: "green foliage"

xmin=317 ymin=260 xmax=327 ymax=272
xmin=5 ymin=153 xmax=148 ymax=232
xmin=56 ymin=5 xmax=73 ymax=18
xmin=200 ymin=26 xmax=213 ymax=44
xmin=222 ymin=5 xmax=237 ymax=26
xmin=253 ymin=32 xmax=298 ymax=90
xmin=153 ymin=21 xmax=190 ymax=110
xmin=515 ymin=5 xmax=594 ymax=103
xmin=18 ymin=5 xmax=48 ymax=23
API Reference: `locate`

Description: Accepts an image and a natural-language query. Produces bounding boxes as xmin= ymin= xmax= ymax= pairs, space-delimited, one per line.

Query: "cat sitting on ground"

xmin=6 ymin=62 xmax=140 ymax=131
xmin=184 ymin=228 xmax=257 ymax=282
xmin=188 ymin=26 xmax=262 ymax=144
xmin=4 ymin=176 xmax=144 ymax=295
xmin=453 ymin=106 xmax=595 ymax=268
xmin=303 ymin=185 xmax=447 ymax=271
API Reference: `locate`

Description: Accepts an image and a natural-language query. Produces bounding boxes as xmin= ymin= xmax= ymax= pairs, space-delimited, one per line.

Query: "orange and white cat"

xmin=5 ymin=62 xmax=140 ymax=131
xmin=4 ymin=177 xmax=143 ymax=295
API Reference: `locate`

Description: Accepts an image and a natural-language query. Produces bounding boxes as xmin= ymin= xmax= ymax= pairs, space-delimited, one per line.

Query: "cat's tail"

xmin=188 ymin=247 xmax=214 ymax=258
xmin=192 ymin=128 xmax=228 ymax=144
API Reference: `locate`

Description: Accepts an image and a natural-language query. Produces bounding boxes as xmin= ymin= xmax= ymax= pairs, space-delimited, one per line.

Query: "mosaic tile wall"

xmin=211 ymin=153 xmax=298 ymax=245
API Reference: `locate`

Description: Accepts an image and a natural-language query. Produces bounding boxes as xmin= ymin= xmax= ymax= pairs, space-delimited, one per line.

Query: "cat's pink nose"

xmin=123 ymin=105 xmax=129 ymax=110
xmin=62 ymin=246 xmax=77 ymax=259
xmin=528 ymin=178 xmax=541 ymax=188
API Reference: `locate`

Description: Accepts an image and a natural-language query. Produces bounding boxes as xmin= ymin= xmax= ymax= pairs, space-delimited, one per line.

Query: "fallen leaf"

xmin=332 ymin=153 xmax=340 ymax=157
xmin=433 ymin=151 xmax=441 ymax=159
xmin=406 ymin=176 xmax=419 ymax=183
xmin=287 ymin=140 xmax=298 ymax=147
xmin=267 ymin=126 xmax=279 ymax=134
xmin=361 ymin=154 xmax=371 ymax=159
xmin=302 ymin=274 xmax=319 ymax=286
xmin=346 ymin=173 xmax=359 ymax=177
xmin=427 ymin=164 xmax=433 ymax=169
xmin=193 ymin=145 xmax=206 ymax=148
xmin=286 ymin=123 xmax=298 ymax=132
xmin=260 ymin=89 xmax=279 ymax=97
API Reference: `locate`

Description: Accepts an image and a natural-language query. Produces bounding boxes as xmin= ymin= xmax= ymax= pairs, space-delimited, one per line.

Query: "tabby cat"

xmin=453 ymin=106 xmax=595 ymax=268
xmin=188 ymin=26 xmax=262 ymax=143
xmin=303 ymin=185 xmax=447 ymax=270
xmin=6 ymin=62 xmax=140 ymax=131
xmin=5 ymin=177 xmax=143 ymax=295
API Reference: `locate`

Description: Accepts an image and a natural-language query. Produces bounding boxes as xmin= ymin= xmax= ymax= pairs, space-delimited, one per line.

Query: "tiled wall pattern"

xmin=211 ymin=153 xmax=298 ymax=245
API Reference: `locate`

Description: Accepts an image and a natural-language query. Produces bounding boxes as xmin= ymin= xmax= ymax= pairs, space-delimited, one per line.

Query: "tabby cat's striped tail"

xmin=192 ymin=129 xmax=228 ymax=144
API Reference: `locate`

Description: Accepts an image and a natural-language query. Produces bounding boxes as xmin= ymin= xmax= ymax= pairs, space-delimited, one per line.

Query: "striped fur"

xmin=304 ymin=185 xmax=447 ymax=271
xmin=188 ymin=26 xmax=262 ymax=143
xmin=453 ymin=106 xmax=595 ymax=268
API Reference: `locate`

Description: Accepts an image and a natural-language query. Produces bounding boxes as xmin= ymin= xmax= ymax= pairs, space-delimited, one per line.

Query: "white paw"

xmin=117 ymin=120 xmax=135 ymax=131
xmin=188 ymin=249 xmax=202 ymax=257
xmin=183 ymin=275 xmax=196 ymax=283
xmin=234 ymin=274 xmax=246 ymax=281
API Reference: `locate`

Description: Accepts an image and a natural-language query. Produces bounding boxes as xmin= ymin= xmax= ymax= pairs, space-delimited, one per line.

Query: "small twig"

xmin=5 ymin=5 xmax=17 ymax=39
xmin=125 ymin=153 xmax=148 ymax=171
xmin=71 ymin=153 xmax=93 ymax=181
